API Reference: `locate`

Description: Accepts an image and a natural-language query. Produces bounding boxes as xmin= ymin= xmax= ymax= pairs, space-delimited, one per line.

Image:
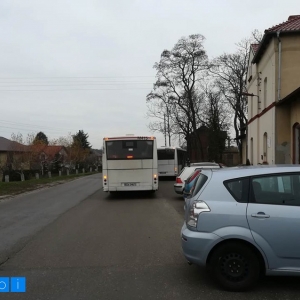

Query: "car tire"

xmin=208 ymin=242 xmax=260 ymax=292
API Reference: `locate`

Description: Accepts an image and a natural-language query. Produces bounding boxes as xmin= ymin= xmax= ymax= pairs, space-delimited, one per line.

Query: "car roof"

xmin=204 ymin=165 xmax=300 ymax=178
xmin=190 ymin=162 xmax=220 ymax=166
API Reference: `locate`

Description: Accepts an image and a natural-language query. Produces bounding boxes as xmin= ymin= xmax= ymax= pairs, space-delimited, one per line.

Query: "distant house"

xmin=88 ymin=149 xmax=102 ymax=168
xmin=221 ymin=146 xmax=240 ymax=166
xmin=30 ymin=144 xmax=68 ymax=173
xmin=186 ymin=126 xmax=227 ymax=163
xmin=245 ymin=15 xmax=300 ymax=164
xmin=0 ymin=136 xmax=30 ymax=174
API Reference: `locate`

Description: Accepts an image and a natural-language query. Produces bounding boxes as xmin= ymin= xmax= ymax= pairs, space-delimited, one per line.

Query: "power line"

xmin=0 ymin=119 xmax=70 ymax=131
xmin=0 ymin=124 xmax=71 ymax=134
xmin=0 ymin=88 xmax=151 ymax=91
xmin=0 ymin=76 xmax=154 ymax=79
xmin=0 ymin=83 xmax=152 ymax=87
xmin=0 ymin=80 xmax=153 ymax=83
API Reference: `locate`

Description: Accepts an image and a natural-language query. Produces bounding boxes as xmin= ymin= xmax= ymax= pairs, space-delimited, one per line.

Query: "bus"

xmin=102 ymin=135 xmax=158 ymax=192
xmin=157 ymin=147 xmax=187 ymax=177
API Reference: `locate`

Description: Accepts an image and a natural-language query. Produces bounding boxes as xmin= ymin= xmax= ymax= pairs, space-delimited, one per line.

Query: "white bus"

xmin=102 ymin=135 xmax=158 ymax=192
xmin=157 ymin=147 xmax=187 ymax=177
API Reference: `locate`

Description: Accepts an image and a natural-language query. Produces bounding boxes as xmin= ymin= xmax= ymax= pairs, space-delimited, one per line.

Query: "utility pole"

xmin=164 ymin=114 xmax=167 ymax=147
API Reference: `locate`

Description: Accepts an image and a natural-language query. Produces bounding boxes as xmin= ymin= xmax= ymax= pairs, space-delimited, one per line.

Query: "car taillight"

xmin=188 ymin=170 xmax=201 ymax=183
xmin=176 ymin=177 xmax=183 ymax=184
xmin=187 ymin=200 xmax=210 ymax=228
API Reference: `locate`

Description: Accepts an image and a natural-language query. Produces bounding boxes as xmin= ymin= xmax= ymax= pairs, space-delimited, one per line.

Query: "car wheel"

xmin=209 ymin=242 xmax=260 ymax=291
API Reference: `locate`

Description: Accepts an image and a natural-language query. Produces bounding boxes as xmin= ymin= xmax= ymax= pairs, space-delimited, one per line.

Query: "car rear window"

xmin=224 ymin=177 xmax=249 ymax=203
xmin=191 ymin=174 xmax=208 ymax=197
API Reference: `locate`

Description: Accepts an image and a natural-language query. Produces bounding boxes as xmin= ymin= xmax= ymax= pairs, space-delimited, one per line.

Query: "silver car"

xmin=182 ymin=165 xmax=300 ymax=291
xmin=174 ymin=163 xmax=221 ymax=194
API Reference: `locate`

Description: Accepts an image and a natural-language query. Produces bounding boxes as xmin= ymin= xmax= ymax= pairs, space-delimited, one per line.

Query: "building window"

xmin=263 ymin=77 xmax=267 ymax=109
xmin=293 ymin=123 xmax=300 ymax=164
xmin=248 ymin=64 xmax=252 ymax=78
xmin=263 ymin=132 xmax=268 ymax=162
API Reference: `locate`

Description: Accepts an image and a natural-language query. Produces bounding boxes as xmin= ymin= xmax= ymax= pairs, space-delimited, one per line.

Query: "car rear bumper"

xmin=181 ymin=222 xmax=221 ymax=266
xmin=174 ymin=184 xmax=183 ymax=194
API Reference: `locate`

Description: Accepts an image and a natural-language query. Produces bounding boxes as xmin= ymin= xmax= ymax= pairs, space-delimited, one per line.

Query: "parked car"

xmin=190 ymin=162 xmax=223 ymax=167
xmin=174 ymin=166 xmax=200 ymax=194
xmin=182 ymin=169 xmax=201 ymax=198
xmin=182 ymin=165 xmax=300 ymax=291
xmin=174 ymin=163 xmax=221 ymax=195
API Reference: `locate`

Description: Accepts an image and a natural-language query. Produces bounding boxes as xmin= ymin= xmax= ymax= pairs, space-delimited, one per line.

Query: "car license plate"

xmin=159 ymin=172 xmax=167 ymax=174
xmin=123 ymin=182 xmax=138 ymax=186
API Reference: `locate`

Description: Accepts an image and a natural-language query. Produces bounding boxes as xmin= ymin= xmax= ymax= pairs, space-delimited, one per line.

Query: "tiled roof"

xmin=0 ymin=136 xmax=28 ymax=152
xmin=44 ymin=146 xmax=64 ymax=156
xmin=252 ymin=15 xmax=300 ymax=64
xmin=251 ymin=43 xmax=260 ymax=54
xmin=30 ymin=144 xmax=66 ymax=157
xmin=265 ymin=15 xmax=300 ymax=32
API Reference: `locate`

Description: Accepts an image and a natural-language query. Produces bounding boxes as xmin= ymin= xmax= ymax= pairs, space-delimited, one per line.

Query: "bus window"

xmin=157 ymin=149 xmax=175 ymax=160
xmin=106 ymin=140 xmax=153 ymax=160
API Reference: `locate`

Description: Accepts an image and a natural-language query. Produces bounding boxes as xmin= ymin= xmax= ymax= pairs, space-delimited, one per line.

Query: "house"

xmin=246 ymin=15 xmax=300 ymax=165
xmin=221 ymin=146 xmax=240 ymax=166
xmin=0 ymin=136 xmax=30 ymax=174
xmin=186 ymin=126 xmax=227 ymax=163
xmin=30 ymin=144 xmax=68 ymax=173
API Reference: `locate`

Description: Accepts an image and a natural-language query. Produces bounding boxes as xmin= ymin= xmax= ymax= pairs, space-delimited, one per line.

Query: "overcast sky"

xmin=0 ymin=0 xmax=299 ymax=148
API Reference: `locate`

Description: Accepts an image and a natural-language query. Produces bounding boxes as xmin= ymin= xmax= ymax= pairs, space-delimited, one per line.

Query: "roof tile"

xmin=265 ymin=15 xmax=300 ymax=32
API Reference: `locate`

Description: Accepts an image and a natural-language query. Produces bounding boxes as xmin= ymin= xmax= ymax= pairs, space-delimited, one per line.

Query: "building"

xmin=187 ymin=126 xmax=227 ymax=163
xmin=0 ymin=136 xmax=30 ymax=175
xmin=246 ymin=15 xmax=300 ymax=165
xmin=30 ymin=144 xmax=68 ymax=173
xmin=221 ymin=146 xmax=240 ymax=166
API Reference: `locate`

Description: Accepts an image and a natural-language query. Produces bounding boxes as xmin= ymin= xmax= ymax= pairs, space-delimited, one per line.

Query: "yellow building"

xmin=246 ymin=15 xmax=300 ymax=165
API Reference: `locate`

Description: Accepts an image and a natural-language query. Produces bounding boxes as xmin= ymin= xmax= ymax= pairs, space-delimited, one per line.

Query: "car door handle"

xmin=251 ymin=212 xmax=270 ymax=218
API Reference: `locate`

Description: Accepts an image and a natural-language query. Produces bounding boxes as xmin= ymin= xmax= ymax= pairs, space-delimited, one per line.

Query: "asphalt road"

xmin=1 ymin=175 xmax=300 ymax=299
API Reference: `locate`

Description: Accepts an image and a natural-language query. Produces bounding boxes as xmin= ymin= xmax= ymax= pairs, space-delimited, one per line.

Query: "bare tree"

xmin=252 ymin=29 xmax=263 ymax=44
xmin=209 ymin=31 xmax=263 ymax=160
xmin=209 ymin=40 xmax=250 ymax=158
xmin=202 ymin=88 xmax=231 ymax=162
xmin=9 ymin=133 xmax=32 ymax=180
xmin=147 ymin=34 xmax=209 ymax=160
xmin=146 ymin=90 xmax=177 ymax=146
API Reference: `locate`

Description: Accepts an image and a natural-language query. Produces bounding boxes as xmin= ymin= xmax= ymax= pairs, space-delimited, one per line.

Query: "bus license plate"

xmin=123 ymin=182 xmax=138 ymax=186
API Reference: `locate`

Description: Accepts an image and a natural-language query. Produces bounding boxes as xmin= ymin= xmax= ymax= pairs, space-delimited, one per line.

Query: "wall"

xmin=247 ymin=39 xmax=276 ymax=165
xmin=280 ymin=35 xmax=300 ymax=99
xmin=275 ymin=104 xmax=291 ymax=163
xmin=290 ymin=97 xmax=300 ymax=161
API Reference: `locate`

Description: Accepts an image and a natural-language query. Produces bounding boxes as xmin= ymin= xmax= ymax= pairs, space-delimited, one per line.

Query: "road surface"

xmin=0 ymin=174 xmax=299 ymax=299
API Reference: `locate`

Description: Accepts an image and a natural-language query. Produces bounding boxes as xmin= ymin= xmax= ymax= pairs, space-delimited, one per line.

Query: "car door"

xmin=246 ymin=172 xmax=300 ymax=270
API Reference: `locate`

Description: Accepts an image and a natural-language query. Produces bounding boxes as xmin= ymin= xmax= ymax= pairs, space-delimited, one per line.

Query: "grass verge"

xmin=0 ymin=172 xmax=98 ymax=197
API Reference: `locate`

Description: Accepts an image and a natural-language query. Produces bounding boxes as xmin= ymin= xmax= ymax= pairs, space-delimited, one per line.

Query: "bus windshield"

xmin=106 ymin=140 xmax=153 ymax=160
xmin=157 ymin=149 xmax=175 ymax=160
